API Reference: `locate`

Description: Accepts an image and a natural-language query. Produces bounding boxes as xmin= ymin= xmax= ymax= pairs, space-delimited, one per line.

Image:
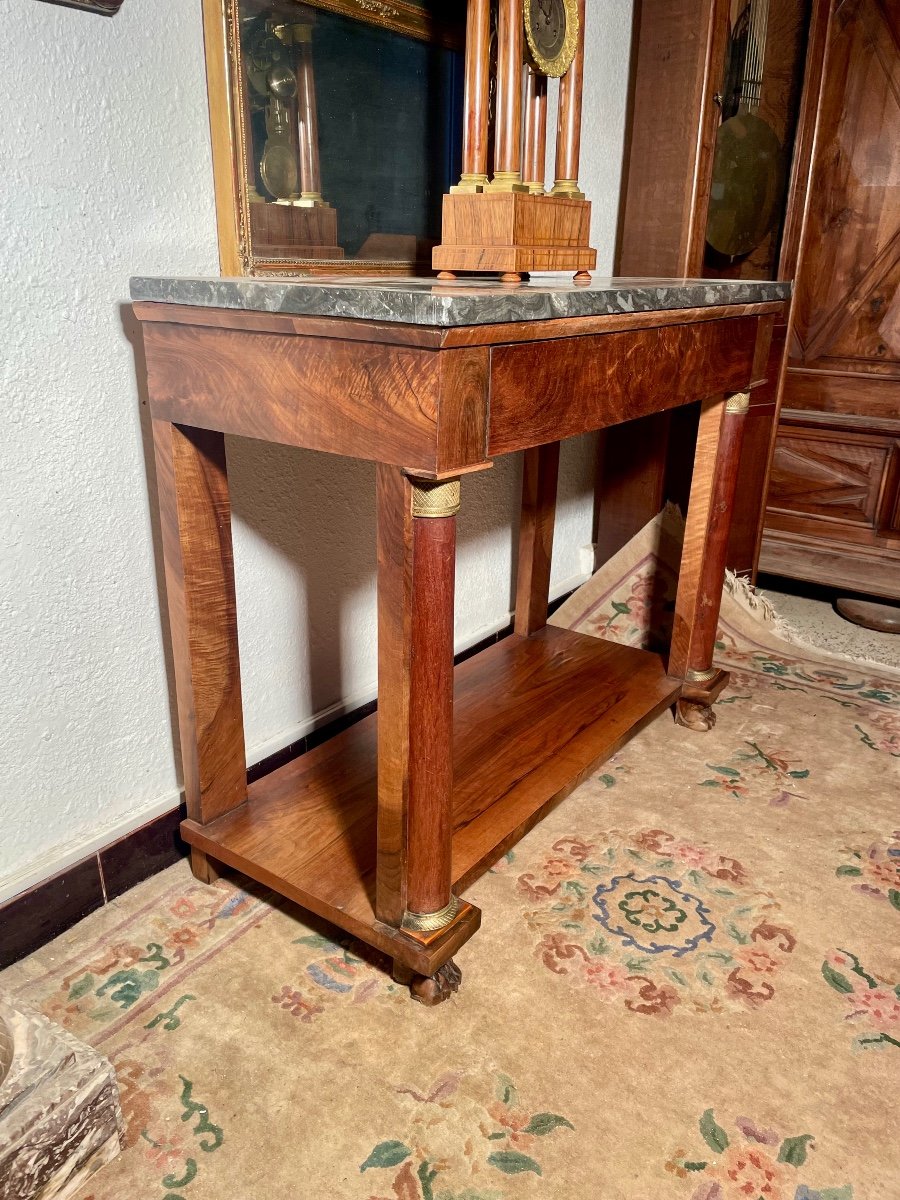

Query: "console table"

xmin=130 ymin=274 xmax=789 ymax=1004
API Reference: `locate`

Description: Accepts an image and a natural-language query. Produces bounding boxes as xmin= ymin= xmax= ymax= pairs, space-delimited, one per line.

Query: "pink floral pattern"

xmin=270 ymin=934 xmax=403 ymax=1021
xmin=358 ymin=1072 xmax=573 ymax=1197
xmin=666 ymin=1109 xmax=853 ymax=1200
xmin=835 ymin=833 xmax=900 ymax=910
xmin=517 ymin=829 xmax=796 ymax=1016
xmin=822 ymin=950 xmax=900 ymax=1051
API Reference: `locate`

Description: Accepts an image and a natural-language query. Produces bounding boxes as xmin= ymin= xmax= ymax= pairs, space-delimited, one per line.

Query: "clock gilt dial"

xmin=525 ymin=0 xmax=578 ymax=78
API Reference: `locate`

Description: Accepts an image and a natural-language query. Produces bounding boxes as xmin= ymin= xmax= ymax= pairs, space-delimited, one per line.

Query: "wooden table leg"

xmin=152 ymin=421 xmax=247 ymax=882
xmin=515 ymin=443 xmax=560 ymax=636
xmin=375 ymin=466 xmax=475 ymax=1004
xmin=670 ymin=391 xmax=751 ymax=730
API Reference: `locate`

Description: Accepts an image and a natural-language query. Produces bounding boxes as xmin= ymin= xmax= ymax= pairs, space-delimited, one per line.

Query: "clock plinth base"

xmin=432 ymin=192 xmax=596 ymax=278
xmin=249 ymin=203 xmax=342 ymax=260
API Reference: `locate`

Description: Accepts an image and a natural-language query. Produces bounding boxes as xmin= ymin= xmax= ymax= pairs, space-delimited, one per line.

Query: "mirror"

xmin=203 ymin=0 xmax=465 ymax=275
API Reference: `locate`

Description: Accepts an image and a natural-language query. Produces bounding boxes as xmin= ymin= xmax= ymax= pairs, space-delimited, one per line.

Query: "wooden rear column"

xmin=515 ymin=443 xmax=560 ymax=635
xmin=670 ymin=391 xmax=751 ymax=730
xmin=152 ymin=421 xmax=247 ymax=883
xmin=552 ymin=0 xmax=586 ymax=200
xmin=487 ymin=0 xmax=526 ymax=194
xmin=522 ymin=65 xmax=548 ymax=195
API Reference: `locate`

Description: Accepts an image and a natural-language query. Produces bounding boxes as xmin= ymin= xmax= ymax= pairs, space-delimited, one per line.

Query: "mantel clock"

xmin=433 ymin=0 xmax=596 ymax=281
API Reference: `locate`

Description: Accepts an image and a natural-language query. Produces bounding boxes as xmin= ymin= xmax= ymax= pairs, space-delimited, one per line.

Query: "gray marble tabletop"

xmin=130 ymin=274 xmax=790 ymax=329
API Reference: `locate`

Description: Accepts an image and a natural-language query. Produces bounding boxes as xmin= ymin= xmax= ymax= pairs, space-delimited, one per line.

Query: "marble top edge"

xmin=129 ymin=275 xmax=791 ymax=328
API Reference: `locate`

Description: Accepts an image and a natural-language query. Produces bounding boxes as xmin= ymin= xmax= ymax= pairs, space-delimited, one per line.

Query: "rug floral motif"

xmin=358 ymin=1072 xmax=573 ymax=1199
xmin=666 ymin=1109 xmax=854 ymax=1199
xmin=517 ymin=829 xmax=795 ymax=1016
xmin=835 ymin=834 xmax=900 ymax=911
xmin=821 ymin=950 xmax=900 ymax=1052
xmin=696 ymin=739 xmax=810 ymax=806
xmin=3 ymin=507 xmax=899 ymax=1197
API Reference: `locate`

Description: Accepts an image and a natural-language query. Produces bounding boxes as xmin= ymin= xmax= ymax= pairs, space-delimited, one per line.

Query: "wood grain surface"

xmin=143 ymin=323 xmax=489 ymax=474
xmin=152 ymin=422 xmax=247 ymax=827
xmin=374 ymin=465 xmax=414 ymax=927
xmin=553 ymin=0 xmax=587 ymax=186
xmin=493 ymin=0 xmax=525 ymax=177
xmin=670 ymin=394 xmax=749 ymax=681
xmin=460 ymin=0 xmax=491 ymax=180
xmin=515 ymin=443 xmax=560 ymax=636
xmin=180 ymin=627 xmax=679 ymax=957
xmin=406 ymin=512 xmax=457 ymax=917
xmin=488 ymin=316 xmax=758 ymax=453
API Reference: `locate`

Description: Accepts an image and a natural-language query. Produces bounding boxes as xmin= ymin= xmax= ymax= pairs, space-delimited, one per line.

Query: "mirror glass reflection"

xmin=237 ymin=0 xmax=465 ymax=271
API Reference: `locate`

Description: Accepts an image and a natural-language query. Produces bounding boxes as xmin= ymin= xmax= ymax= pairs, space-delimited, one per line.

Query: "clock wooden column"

xmin=433 ymin=0 xmax=596 ymax=281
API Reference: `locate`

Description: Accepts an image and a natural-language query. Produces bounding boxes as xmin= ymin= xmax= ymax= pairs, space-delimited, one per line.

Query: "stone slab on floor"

xmin=0 ymin=996 xmax=123 ymax=1200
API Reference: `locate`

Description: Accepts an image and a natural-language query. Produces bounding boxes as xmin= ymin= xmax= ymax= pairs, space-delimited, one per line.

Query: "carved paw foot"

xmin=675 ymin=699 xmax=716 ymax=732
xmin=408 ymin=959 xmax=462 ymax=1007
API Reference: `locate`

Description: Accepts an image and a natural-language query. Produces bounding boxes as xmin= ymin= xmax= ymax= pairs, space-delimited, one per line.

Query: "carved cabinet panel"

xmin=767 ymin=429 xmax=897 ymax=528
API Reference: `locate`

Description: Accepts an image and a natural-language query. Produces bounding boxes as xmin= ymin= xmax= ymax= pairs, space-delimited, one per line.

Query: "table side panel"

xmin=436 ymin=347 xmax=491 ymax=471
xmin=142 ymin=322 xmax=485 ymax=473
xmin=487 ymin=315 xmax=760 ymax=454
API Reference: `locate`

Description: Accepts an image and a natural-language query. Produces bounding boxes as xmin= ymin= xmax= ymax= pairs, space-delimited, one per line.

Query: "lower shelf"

xmin=182 ymin=626 xmax=680 ymax=954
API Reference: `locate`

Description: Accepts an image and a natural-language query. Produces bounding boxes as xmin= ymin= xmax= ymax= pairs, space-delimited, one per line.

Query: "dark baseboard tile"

xmin=0 ymin=806 xmax=190 ymax=972
xmin=99 ymin=806 xmax=188 ymax=902
xmin=0 ymin=857 xmax=105 ymax=972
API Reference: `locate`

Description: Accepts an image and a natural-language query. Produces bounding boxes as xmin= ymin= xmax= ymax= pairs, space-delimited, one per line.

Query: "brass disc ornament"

xmin=260 ymin=140 xmax=298 ymax=200
xmin=706 ymin=111 xmax=785 ymax=259
xmin=524 ymin=0 xmax=578 ymax=77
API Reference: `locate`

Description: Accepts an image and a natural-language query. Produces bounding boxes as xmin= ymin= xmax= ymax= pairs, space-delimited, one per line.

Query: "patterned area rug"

xmin=3 ymin=512 xmax=898 ymax=1200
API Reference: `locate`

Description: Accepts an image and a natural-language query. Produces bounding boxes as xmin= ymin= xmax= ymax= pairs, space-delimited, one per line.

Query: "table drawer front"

xmin=487 ymin=316 xmax=759 ymax=455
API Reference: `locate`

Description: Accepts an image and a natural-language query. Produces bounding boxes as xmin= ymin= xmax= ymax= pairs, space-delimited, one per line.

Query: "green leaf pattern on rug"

xmin=38 ymin=882 xmax=260 ymax=1035
xmin=145 ymin=994 xmax=196 ymax=1032
xmin=834 ymin=834 xmax=900 ymax=910
xmin=358 ymin=1072 xmax=572 ymax=1196
xmin=699 ymin=1109 xmax=729 ymax=1154
xmin=821 ymin=949 xmax=900 ymax=1050
xmin=519 ymin=829 xmax=796 ymax=1015
xmin=716 ymin=641 xmax=900 ymax=758
xmin=140 ymin=1073 xmax=225 ymax=1200
xmin=666 ymin=1110 xmax=853 ymax=1199
xmin=697 ymin=740 xmax=809 ymax=806
xmin=360 ymin=1140 xmax=411 ymax=1171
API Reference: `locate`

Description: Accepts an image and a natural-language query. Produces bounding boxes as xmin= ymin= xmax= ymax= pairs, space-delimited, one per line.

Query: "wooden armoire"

xmin=758 ymin=0 xmax=900 ymax=598
xmin=608 ymin=0 xmax=900 ymax=599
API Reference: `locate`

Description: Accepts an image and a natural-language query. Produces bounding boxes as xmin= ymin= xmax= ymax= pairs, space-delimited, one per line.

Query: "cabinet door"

xmin=786 ymin=0 xmax=900 ymax=397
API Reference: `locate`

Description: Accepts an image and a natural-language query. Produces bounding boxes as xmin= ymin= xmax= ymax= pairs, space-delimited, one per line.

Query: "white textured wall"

xmin=0 ymin=0 xmax=633 ymax=902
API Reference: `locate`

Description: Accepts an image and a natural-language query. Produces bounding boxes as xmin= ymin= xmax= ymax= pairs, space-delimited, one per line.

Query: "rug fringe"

xmin=724 ymin=569 xmax=900 ymax=679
